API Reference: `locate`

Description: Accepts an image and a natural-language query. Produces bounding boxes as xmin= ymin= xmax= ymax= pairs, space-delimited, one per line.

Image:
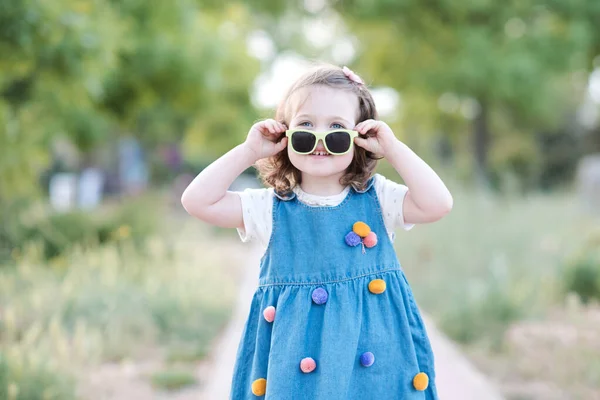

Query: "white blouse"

xmin=235 ymin=174 xmax=414 ymax=251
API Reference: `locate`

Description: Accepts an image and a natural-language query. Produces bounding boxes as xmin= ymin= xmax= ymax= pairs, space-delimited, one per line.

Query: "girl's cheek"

xmin=287 ymin=150 xmax=302 ymax=169
xmin=334 ymin=153 xmax=354 ymax=170
xmin=339 ymin=152 xmax=354 ymax=168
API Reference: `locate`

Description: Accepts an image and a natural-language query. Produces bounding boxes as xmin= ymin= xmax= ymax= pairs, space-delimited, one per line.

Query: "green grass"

xmin=0 ymin=217 xmax=238 ymax=396
xmin=393 ymin=182 xmax=600 ymax=397
xmin=165 ymin=344 xmax=210 ymax=364
xmin=396 ymin=186 xmax=590 ymax=344
xmin=0 ymin=351 xmax=76 ymax=400
xmin=150 ymin=369 xmax=197 ymax=391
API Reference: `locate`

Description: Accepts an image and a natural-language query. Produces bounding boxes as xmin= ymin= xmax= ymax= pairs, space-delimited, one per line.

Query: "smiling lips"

xmin=310 ymin=150 xmax=330 ymax=156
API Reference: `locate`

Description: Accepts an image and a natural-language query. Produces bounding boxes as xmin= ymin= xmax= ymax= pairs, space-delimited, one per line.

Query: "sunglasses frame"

xmin=285 ymin=129 xmax=359 ymax=155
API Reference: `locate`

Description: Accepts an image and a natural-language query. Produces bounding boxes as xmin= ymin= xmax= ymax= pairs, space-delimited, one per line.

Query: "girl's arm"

xmin=181 ymin=119 xmax=287 ymax=228
xmin=354 ymin=120 xmax=453 ymax=224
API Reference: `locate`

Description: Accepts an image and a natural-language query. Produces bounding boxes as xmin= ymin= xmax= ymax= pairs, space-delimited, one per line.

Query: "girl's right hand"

xmin=243 ymin=119 xmax=288 ymax=162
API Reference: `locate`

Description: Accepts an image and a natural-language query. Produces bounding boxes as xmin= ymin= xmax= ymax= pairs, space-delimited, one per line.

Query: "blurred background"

xmin=1 ymin=0 xmax=600 ymax=399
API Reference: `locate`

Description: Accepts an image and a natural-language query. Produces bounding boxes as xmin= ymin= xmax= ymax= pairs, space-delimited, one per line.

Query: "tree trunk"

xmin=472 ymin=100 xmax=490 ymax=187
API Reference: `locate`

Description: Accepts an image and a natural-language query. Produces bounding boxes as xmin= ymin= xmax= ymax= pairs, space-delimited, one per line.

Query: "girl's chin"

xmin=298 ymin=165 xmax=348 ymax=178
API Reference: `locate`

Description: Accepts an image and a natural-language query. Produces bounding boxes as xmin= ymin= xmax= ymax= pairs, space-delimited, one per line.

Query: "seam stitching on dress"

xmin=257 ymin=267 xmax=402 ymax=287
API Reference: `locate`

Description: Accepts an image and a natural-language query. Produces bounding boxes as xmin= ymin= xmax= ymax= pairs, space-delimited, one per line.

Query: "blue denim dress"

xmin=231 ymin=178 xmax=438 ymax=399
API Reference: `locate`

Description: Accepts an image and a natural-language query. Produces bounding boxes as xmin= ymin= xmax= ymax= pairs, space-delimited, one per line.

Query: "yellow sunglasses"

xmin=285 ymin=129 xmax=359 ymax=155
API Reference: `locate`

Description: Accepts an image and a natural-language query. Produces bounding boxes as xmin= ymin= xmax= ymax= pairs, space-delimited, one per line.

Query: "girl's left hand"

xmin=353 ymin=119 xmax=397 ymax=158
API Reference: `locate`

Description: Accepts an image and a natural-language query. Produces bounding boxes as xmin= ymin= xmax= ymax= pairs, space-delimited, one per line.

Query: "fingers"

xmin=354 ymin=136 xmax=375 ymax=152
xmin=260 ymin=119 xmax=286 ymax=134
xmin=355 ymin=119 xmax=380 ymax=136
xmin=354 ymin=119 xmax=372 ymax=132
xmin=276 ymin=136 xmax=288 ymax=151
xmin=264 ymin=136 xmax=288 ymax=158
xmin=354 ymin=136 xmax=383 ymax=156
xmin=255 ymin=119 xmax=287 ymax=143
xmin=265 ymin=119 xmax=278 ymax=134
xmin=354 ymin=136 xmax=368 ymax=148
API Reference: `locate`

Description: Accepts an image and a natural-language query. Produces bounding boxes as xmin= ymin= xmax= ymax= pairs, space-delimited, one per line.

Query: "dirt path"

xmin=199 ymin=245 xmax=505 ymax=400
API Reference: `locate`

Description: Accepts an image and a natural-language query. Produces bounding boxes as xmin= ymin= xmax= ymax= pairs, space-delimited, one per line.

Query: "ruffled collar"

xmin=292 ymin=185 xmax=351 ymax=207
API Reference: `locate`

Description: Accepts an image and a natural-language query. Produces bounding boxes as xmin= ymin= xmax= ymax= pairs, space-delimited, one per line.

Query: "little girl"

xmin=181 ymin=64 xmax=452 ymax=399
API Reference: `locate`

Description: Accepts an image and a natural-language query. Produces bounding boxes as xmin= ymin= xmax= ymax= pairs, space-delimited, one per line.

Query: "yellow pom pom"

xmin=413 ymin=372 xmax=429 ymax=391
xmin=352 ymin=221 xmax=371 ymax=238
xmin=368 ymin=279 xmax=386 ymax=294
xmin=251 ymin=378 xmax=267 ymax=396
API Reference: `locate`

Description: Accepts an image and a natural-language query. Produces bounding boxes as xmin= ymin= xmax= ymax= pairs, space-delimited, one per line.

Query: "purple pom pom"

xmin=311 ymin=288 xmax=328 ymax=305
xmin=345 ymin=232 xmax=361 ymax=247
xmin=360 ymin=352 xmax=375 ymax=367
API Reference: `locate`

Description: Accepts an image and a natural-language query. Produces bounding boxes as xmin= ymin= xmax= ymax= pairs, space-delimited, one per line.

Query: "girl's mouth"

xmin=310 ymin=150 xmax=330 ymax=156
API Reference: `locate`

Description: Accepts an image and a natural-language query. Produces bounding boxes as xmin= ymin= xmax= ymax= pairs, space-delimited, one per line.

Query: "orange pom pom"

xmin=368 ymin=279 xmax=386 ymax=294
xmin=352 ymin=221 xmax=371 ymax=238
xmin=413 ymin=372 xmax=429 ymax=391
xmin=251 ymin=378 xmax=267 ymax=395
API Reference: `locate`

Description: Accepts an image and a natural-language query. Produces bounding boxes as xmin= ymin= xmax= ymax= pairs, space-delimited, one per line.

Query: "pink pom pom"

xmin=263 ymin=306 xmax=276 ymax=323
xmin=300 ymin=357 xmax=317 ymax=373
xmin=363 ymin=231 xmax=378 ymax=248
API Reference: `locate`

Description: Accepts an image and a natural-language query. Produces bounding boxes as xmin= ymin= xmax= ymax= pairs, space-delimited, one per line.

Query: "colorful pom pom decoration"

xmin=352 ymin=221 xmax=371 ymax=238
xmin=360 ymin=352 xmax=375 ymax=367
xmin=311 ymin=287 xmax=328 ymax=305
xmin=345 ymin=231 xmax=361 ymax=247
xmin=413 ymin=372 xmax=429 ymax=391
xmin=251 ymin=378 xmax=267 ymax=395
xmin=363 ymin=231 xmax=378 ymax=248
xmin=368 ymin=279 xmax=386 ymax=294
xmin=263 ymin=306 xmax=276 ymax=323
xmin=300 ymin=357 xmax=317 ymax=373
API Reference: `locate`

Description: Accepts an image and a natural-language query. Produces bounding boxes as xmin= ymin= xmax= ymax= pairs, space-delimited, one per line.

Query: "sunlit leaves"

xmin=0 ymin=0 xmax=261 ymax=202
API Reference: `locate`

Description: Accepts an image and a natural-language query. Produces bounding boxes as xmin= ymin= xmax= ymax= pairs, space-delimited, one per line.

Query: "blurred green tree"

xmin=0 ymin=1 xmax=260 ymax=258
xmin=100 ymin=2 xmax=260 ymax=156
xmin=251 ymin=1 xmax=596 ymax=187
xmin=0 ymin=0 xmax=260 ymax=204
xmin=0 ymin=0 xmax=123 ymax=202
xmin=334 ymin=1 xmax=591 ymax=186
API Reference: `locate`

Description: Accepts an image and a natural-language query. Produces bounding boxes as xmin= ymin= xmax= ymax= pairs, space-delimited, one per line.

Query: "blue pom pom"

xmin=345 ymin=232 xmax=361 ymax=247
xmin=311 ymin=287 xmax=328 ymax=305
xmin=360 ymin=351 xmax=375 ymax=367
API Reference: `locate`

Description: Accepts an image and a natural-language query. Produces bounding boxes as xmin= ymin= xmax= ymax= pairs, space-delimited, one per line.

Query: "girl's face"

xmin=287 ymin=85 xmax=359 ymax=179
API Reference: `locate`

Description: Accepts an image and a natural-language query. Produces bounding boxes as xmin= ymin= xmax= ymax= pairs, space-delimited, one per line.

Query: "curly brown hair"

xmin=256 ymin=63 xmax=380 ymax=195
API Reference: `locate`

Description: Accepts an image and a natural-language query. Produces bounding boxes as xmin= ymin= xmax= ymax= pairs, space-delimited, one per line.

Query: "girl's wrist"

xmin=382 ymin=137 xmax=404 ymax=159
xmin=237 ymin=143 xmax=261 ymax=166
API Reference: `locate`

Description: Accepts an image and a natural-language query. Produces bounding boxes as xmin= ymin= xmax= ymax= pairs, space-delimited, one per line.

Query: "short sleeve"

xmin=373 ymin=174 xmax=415 ymax=233
xmin=234 ymin=187 xmax=274 ymax=249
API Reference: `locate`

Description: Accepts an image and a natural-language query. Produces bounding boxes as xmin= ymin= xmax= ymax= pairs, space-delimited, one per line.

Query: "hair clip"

xmin=342 ymin=66 xmax=364 ymax=85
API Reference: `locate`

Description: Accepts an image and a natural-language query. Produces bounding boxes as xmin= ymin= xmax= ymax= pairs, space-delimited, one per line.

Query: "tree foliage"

xmin=0 ymin=0 xmax=260 ymax=205
xmin=2 ymin=0 xmax=599 ymax=199
xmin=335 ymin=0 xmax=596 ymax=183
xmin=254 ymin=0 xmax=599 ymax=187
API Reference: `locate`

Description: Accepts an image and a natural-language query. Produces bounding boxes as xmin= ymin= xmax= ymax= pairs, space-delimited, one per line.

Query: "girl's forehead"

xmin=288 ymin=85 xmax=359 ymax=123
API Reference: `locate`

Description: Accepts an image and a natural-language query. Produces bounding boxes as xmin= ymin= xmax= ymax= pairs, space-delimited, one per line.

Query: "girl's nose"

xmin=315 ymin=139 xmax=326 ymax=151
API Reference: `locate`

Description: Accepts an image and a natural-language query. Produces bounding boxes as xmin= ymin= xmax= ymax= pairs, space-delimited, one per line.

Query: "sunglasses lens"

xmin=291 ymin=131 xmax=316 ymax=153
xmin=325 ymin=131 xmax=352 ymax=154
